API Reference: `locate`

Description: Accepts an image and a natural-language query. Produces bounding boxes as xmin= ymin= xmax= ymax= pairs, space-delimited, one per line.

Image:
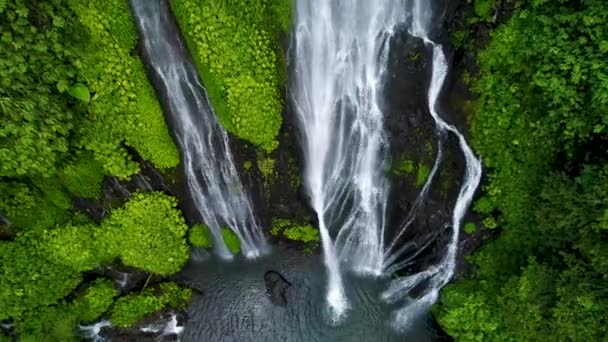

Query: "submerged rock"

xmin=264 ymin=270 xmax=292 ymax=306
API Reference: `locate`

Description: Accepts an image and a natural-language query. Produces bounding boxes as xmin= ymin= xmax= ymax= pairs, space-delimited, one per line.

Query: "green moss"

xmin=258 ymin=156 xmax=277 ymax=180
xmin=221 ymin=228 xmax=241 ymax=254
xmin=394 ymin=159 xmax=415 ymax=175
xmin=171 ymin=0 xmax=291 ymax=152
xmin=463 ymin=222 xmax=477 ymax=234
xmin=243 ymin=160 xmax=253 ymax=172
xmin=416 ymin=163 xmax=431 ymax=187
xmin=189 ymin=224 xmax=213 ymax=249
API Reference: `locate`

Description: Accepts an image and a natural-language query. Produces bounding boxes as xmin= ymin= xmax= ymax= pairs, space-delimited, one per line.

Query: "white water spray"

xmin=130 ymin=0 xmax=268 ymax=259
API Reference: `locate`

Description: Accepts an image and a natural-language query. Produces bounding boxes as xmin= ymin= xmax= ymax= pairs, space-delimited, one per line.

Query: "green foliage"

xmin=15 ymin=278 xmax=117 ymax=338
xmin=67 ymin=83 xmax=90 ymax=102
xmin=438 ymin=1 xmax=608 ymax=340
xmin=0 ymin=238 xmax=82 ymax=321
xmin=271 ymin=218 xmax=319 ymax=245
xmin=189 ymin=224 xmax=213 ymax=249
xmin=463 ymin=222 xmax=477 ymax=234
xmin=0 ymin=0 xmax=80 ymax=178
xmin=284 ymin=225 xmax=319 ymax=243
xmin=69 ymin=0 xmax=179 ymax=178
xmin=72 ymin=279 xmax=118 ymax=322
xmin=0 ymin=0 xmax=178 ymax=181
xmin=99 ymin=192 xmax=189 ymax=274
xmin=221 ymin=228 xmax=241 ymax=254
xmin=110 ymin=282 xmax=192 ymax=328
xmin=172 ymin=0 xmax=291 ymax=152
xmin=42 ymin=223 xmax=102 ymax=272
xmin=0 ymin=182 xmax=66 ymax=231
xmin=59 ymin=153 xmax=105 ymax=198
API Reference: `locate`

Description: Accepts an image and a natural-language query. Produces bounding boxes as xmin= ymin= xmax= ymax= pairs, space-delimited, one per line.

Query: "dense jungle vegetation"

xmin=437 ymin=0 xmax=608 ymax=340
xmin=1 ymin=0 xmax=606 ymax=340
xmin=0 ymin=0 xmax=290 ymax=339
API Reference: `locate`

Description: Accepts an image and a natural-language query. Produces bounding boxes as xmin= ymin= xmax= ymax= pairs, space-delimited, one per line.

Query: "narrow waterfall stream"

xmin=292 ymin=0 xmax=482 ymax=327
xmin=381 ymin=0 xmax=482 ymax=328
xmin=130 ymin=0 xmax=267 ymax=259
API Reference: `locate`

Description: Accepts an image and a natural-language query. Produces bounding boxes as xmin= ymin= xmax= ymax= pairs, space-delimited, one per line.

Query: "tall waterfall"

xmin=291 ymin=0 xmax=406 ymax=319
xmin=130 ymin=0 xmax=267 ymax=260
xmin=292 ymin=0 xmax=481 ymax=325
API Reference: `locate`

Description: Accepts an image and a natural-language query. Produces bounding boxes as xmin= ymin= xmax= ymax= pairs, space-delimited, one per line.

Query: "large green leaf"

xmin=67 ymin=83 xmax=90 ymax=102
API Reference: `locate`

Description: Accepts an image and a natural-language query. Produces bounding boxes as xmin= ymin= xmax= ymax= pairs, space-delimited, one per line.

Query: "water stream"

xmin=292 ymin=0 xmax=482 ymax=326
xmin=291 ymin=0 xmax=407 ymax=319
xmin=130 ymin=0 xmax=267 ymax=260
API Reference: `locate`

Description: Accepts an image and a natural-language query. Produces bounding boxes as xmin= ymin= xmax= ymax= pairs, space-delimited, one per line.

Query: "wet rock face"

xmin=264 ymin=270 xmax=292 ymax=306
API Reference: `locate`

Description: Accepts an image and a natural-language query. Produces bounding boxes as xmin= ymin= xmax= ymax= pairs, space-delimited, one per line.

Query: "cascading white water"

xmin=381 ymin=0 xmax=482 ymax=328
xmin=130 ymin=0 xmax=267 ymax=259
xmin=291 ymin=0 xmax=407 ymax=319
xmin=292 ymin=0 xmax=481 ymax=326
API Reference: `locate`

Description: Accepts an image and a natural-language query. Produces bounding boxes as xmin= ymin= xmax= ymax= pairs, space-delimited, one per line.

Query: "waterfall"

xmin=130 ymin=0 xmax=267 ymax=259
xmin=291 ymin=0 xmax=406 ymax=319
xmin=381 ymin=0 xmax=482 ymax=329
xmin=292 ymin=0 xmax=481 ymax=325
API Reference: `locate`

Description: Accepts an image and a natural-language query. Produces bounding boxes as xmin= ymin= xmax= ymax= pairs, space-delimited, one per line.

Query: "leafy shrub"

xmin=172 ymin=0 xmax=291 ymax=152
xmin=0 ymin=239 xmax=82 ymax=320
xmin=271 ymin=218 xmax=319 ymax=244
xmin=110 ymin=282 xmax=192 ymax=328
xmin=463 ymin=222 xmax=477 ymax=234
xmin=72 ymin=279 xmax=118 ymax=322
xmin=15 ymin=279 xmax=117 ymax=338
xmin=99 ymin=192 xmax=189 ymax=274
xmin=42 ymin=223 xmax=103 ymax=272
xmin=69 ymin=0 xmax=179 ymax=178
xmin=189 ymin=224 xmax=213 ymax=248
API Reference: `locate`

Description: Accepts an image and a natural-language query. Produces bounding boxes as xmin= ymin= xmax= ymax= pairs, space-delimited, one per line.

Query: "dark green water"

xmin=177 ymin=247 xmax=441 ymax=342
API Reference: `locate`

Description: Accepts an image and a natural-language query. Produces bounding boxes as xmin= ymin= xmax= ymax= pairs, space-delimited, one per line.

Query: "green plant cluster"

xmin=189 ymin=224 xmax=213 ymax=248
xmin=271 ymin=218 xmax=319 ymax=244
xmin=69 ymin=0 xmax=179 ymax=178
xmin=437 ymin=1 xmax=608 ymax=340
xmin=0 ymin=192 xmax=190 ymax=338
xmin=0 ymin=0 xmax=178 ymax=183
xmin=0 ymin=1 xmax=191 ymax=339
xmin=392 ymin=158 xmax=430 ymax=187
xmin=99 ymin=192 xmax=190 ymax=274
xmin=172 ymin=0 xmax=292 ymax=152
xmin=110 ymin=282 xmax=192 ymax=328
xmin=222 ymin=227 xmax=241 ymax=254
xmin=14 ymin=279 xmax=118 ymax=339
